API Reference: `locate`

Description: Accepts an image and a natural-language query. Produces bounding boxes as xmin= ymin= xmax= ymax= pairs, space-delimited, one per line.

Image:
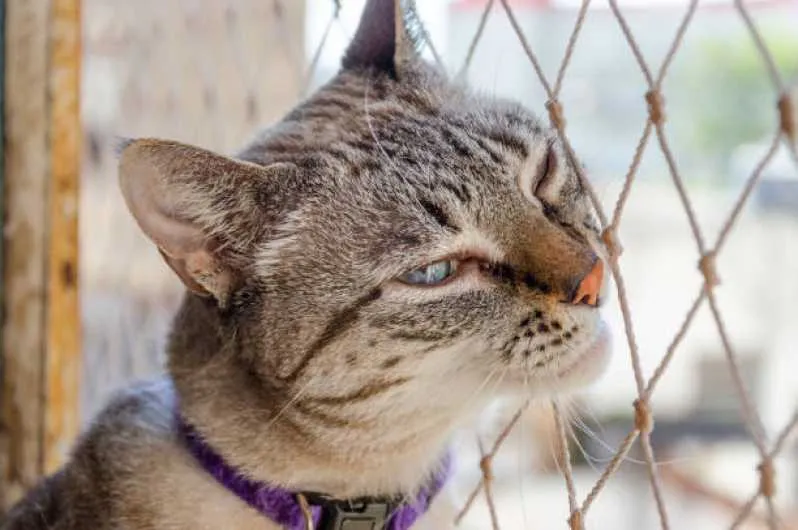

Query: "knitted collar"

xmin=177 ymin=417 xmax=451 ymax=530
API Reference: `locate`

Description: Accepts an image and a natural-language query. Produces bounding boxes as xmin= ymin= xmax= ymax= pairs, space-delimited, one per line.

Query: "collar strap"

xmin=177 ymin=417 xmax=451 ymax=530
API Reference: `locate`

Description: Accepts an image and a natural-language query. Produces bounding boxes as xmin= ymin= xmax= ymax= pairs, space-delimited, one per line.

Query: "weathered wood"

xmin=1 ymin=0 xmax=81 ymax=510
xmin=1 ymin=0 xmax=52 ymax=511
xmin=45 ymin=0 xmax=81 ymax=474
xmin=0 ymin=0 xmax=6 ymax=498
xmin=0 ymin=0 xmax=7 ymax=508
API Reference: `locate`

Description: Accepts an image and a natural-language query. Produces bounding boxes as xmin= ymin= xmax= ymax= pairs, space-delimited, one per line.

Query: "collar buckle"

xmin=317 ymin=499 xmax=394 ymax=530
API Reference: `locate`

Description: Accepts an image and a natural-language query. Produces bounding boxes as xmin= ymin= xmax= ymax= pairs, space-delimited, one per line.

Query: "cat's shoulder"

xmin=68 ymin=376 xmax=178 ymax=474
xmin=1 ymin=378 xmax=179 ymax=530
xmin=67 ymin=376 xmax=180 ymax=499
xmin=82 ymin=376 xmax=177 ymax=446
xmin=61 ymin=378 xmax=275 ymax=530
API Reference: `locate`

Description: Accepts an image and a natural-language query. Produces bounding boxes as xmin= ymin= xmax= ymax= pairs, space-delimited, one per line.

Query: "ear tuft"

xmin=114 ymin=136 xmax=136 ymax=158
xmin=342 ymin=0 xmax=422 ymax=76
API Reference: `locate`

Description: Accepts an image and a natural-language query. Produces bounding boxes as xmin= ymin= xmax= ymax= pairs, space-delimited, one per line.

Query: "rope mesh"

xmin=456 ymin=0 xmax=792 ymax=527
xmin=81 ymin=0 xmax=798 ymax=527
xmin=412 ymin=0 xmax=796 ymax=527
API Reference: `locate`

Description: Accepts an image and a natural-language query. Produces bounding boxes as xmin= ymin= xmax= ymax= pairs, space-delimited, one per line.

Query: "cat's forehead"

xmin=239 ymin=67 xmax=576 ymax=245
xmin=305 ymin=69 xmax=547 ymax=153
xmin=267 ymin=69 xmax=551 ymax=199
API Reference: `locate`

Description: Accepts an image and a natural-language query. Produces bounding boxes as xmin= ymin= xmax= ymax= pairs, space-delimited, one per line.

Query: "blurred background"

xmin=77 ymin=0 xmax=798 ymax=528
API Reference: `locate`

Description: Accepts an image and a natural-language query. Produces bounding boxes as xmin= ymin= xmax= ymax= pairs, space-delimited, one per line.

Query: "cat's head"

xmin=118 ymin=0 xmax=610 ymax=487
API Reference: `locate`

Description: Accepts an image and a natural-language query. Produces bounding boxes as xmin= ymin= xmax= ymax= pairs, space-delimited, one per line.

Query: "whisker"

xmin=568 ymin=414 xmax=698 ymax=467
xmin=570 ymin=399 xmax=611 ymax=440
xmin=519 ymin=366 xmax=531 ymax=530
xmin=537 ymin=402 xmax=563 ymax=479
xmin=565 ymin=420 xmax=600 ymax=473
xmin=567 ymin=411 xmax=640 ymax=464
xmin=568 ymin=400 xmax=706 ymax=467
xmin=261 ymin=378 xmax=316 ymax=434
xmin=462 ymin=366 xmax=507 ymax=420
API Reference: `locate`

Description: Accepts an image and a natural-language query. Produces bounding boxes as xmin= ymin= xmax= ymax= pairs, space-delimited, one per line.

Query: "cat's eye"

xmin=398 ymin=260 xmax=458 ymax=286
xmin=533 ymin=142 xmax=559 ymax=197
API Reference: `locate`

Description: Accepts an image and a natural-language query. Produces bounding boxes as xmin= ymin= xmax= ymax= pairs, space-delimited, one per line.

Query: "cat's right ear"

xmin=342 ymin=0 xmax=421 ymax=76
xmin=118 ymin=139 xmax=273 ymax=306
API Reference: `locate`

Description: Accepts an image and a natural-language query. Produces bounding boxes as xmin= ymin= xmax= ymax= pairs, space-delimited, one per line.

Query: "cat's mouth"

xmin=555 ymin=320 xmax=611 ymax=383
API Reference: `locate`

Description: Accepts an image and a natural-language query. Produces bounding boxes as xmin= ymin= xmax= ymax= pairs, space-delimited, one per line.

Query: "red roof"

xmin=452 ymin=0 xmax=795 ymax=10
xmin=452 ymin=0 xmax=551 ymax=10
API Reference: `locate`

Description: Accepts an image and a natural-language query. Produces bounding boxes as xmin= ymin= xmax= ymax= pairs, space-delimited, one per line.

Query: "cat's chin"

xmin=552 ymin=320 xmax=611 ymax=390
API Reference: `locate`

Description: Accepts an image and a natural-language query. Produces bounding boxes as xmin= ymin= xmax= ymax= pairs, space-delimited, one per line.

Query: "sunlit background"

xmin=81 ymin=1 xmax=798 ymax=528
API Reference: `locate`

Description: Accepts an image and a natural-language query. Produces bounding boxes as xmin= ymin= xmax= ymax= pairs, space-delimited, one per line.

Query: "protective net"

xmin=442 ymin=1 xmax=797 ymax=528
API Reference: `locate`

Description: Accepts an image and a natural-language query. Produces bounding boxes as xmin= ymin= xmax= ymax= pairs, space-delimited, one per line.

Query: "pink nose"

xmin=572 ymin=260 xmax=604 ymax=307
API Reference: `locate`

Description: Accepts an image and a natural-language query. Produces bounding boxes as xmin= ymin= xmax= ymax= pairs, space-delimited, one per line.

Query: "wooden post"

xmin=0 ymin=0 xmax=81 ymax=511
xmin=44 ymin=0 xmax=81 ymax=477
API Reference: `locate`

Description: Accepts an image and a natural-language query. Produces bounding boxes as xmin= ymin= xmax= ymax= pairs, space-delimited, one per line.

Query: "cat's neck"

xmin=167 ymin=294 xmax=454 ymax=498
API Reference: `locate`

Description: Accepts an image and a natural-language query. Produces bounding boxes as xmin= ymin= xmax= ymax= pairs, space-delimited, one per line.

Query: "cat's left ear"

xmin=342 ymin=0 xmax=421 ymax=76
xmin=118 ymin=139 xmax=277 ymax=307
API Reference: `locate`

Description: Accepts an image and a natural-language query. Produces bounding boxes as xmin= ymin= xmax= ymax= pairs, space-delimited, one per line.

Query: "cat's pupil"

xmin=400 ymin=260 xmax=456 ymax=285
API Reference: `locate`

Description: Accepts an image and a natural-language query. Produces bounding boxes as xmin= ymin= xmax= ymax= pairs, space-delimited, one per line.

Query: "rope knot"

xmin=546 ymin=99 xmax=566 ymax=131
xmin=758 ymin=459 xmax=776 ymax=498
xmin=633 ymin=399 xmax=654 ymax=434
xmin=479 ymin=455 xmax=494 ymax=482
xmin=569 ymin=510 xmax=583 ymax=530
xmin=645 ymin=90 xmax=666 ymax=125
xmin=601 ymin=228 xmax=623 ymax=262
xmin=699 ymin=252 xmax=720 ymax=289
xmin=778 ymin=94 xmax=795 ymax=141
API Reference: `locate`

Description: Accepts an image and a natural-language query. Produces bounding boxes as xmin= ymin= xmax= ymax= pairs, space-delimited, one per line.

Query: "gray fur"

xmin=2 ymin=0 xmax=609 ymax=528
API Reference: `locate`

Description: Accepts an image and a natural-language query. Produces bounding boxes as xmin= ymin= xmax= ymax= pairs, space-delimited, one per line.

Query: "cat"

xmin=1 ymin=0 xmax=610 ymax=528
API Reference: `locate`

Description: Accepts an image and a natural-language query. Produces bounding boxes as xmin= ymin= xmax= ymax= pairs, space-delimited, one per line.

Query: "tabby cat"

xmin=2 ymin=0 xmax=610 ymax=528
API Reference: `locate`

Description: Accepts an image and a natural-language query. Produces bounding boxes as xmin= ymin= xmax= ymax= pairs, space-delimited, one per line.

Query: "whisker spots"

xmin=501 ymin=335 xmax=520 ymax=356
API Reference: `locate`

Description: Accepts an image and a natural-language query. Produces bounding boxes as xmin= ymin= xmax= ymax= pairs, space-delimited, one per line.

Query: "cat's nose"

xmin=571 ymin=259 xmax=604 ymax=307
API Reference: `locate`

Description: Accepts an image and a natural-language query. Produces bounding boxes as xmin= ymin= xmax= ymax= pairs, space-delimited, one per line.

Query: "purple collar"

xmin=177 ymin=417 xmax=451 ymax=530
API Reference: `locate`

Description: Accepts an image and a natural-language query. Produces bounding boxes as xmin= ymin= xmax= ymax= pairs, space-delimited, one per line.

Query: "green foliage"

xmin=674 ymin=25 xmax=798 ymax=168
